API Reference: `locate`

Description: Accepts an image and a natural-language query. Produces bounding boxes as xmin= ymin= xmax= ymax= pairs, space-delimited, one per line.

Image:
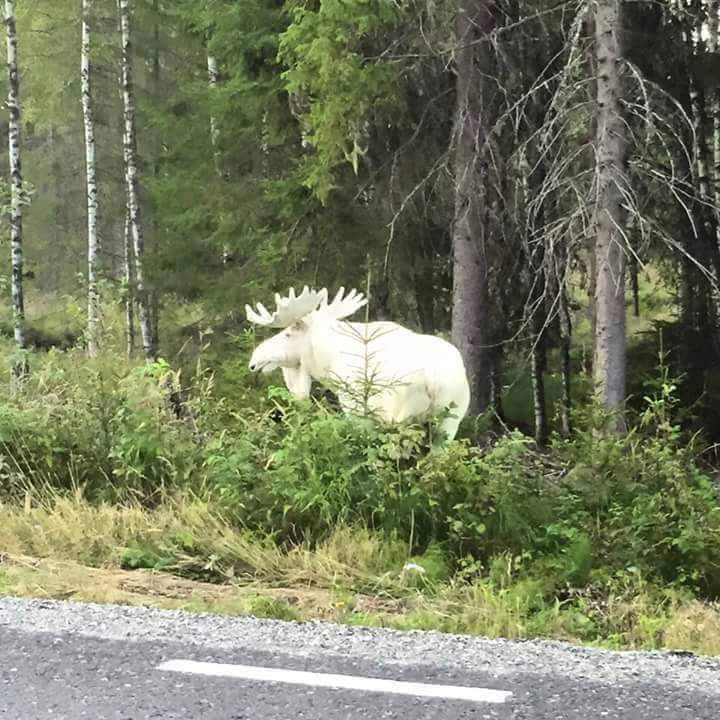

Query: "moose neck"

xmin=298 ymin=313 xmax=337 ymax=381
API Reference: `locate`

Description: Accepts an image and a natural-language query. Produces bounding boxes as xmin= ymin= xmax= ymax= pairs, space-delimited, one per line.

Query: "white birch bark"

xmin=82 ymin=0 xmax=100 ymax=357
xmin=118 ymin=0 xmax=155 ymax=361
xmin=592 ymin=0 xmax=627 ymax=427
xmin=261 ymin=109 xmax=270 ymax=177
xmin=207 ymin=50 xmax=222 ymax=177
xmin=123 ymin=208 xmax=135 ymax=358
xmin=206 ymin=47 xmax=232 ymax=264
xmin=690 ymin=14 xmax=713 ymax=219
xmin=4 ymin=0 xmax=27 ymax=380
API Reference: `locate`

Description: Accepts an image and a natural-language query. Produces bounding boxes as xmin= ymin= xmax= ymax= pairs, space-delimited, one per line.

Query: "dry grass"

xmin=663 ymin=601 xmax=720 ymax=656
xmin=0 ymin=489 xmax=408 ymax=590
xmin=0 ymin=553 xmax=345 ymax=621
xmin=2 ymin=490 xmax=720 ymax=658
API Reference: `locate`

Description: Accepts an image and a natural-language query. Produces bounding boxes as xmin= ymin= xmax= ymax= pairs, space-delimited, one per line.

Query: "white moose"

xmin=245 ymin=286 xmax=470 ymax=442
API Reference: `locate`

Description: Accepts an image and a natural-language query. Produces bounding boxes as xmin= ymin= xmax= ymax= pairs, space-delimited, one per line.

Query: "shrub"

xmin=0 ymin=350 xmax=201 ymax=501
xmin=0 ymin=344 xmax=719 ymax=603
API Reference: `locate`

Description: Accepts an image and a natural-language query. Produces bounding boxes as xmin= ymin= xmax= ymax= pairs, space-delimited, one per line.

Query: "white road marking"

xmin=157 ymin=659 xmax=512 ymax=704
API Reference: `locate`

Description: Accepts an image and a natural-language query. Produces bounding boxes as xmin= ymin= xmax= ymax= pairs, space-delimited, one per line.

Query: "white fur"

xmin=249 ymin=310 xmax=470 ymax=442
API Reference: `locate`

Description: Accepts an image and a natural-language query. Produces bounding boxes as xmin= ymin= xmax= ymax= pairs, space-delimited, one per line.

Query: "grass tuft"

xmin=2 ymin=489 xmax=720 ymax=658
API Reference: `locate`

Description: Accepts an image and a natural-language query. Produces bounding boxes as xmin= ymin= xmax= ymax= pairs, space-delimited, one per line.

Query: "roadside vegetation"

xmin=1 ymin=294 xmax=720 ymax=658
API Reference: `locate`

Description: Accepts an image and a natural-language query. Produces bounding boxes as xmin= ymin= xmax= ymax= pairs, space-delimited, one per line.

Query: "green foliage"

xmin=278 ymin=0 xmax=402 ymax=199
xmin=120 ymin=546 xmax=175 ymax=571
xmin=247 ymin=595 xmax=302 ymax=622
xmin=1 ymin=344 xmax=719 ymax=604
xmin=0 ymin=348 xmax=202 ymax=501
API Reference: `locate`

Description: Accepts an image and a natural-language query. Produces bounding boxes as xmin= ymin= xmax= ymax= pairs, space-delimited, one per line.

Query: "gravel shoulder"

xmin=1 ymin=595 xmax=719 ymax=695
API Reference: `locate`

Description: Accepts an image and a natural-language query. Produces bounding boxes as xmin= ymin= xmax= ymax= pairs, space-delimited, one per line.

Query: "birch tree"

xmin=592 ymin=0 xmax=627 ymax=426
xmin=82 ymin=0 xmax=100 ymax=357
xmin=4 ymin=0 xmax=27 ymax=380
xmin=118 ymin=0 xmax=155 ymax=361
xmin=123 ymin=207 xmax=135 ymax=358
xmin=206 ymin=41 xmax=232 ymax=265
xmin=207 ymin=49 xmax=222 ymax=177
xmin=450 ymin=0 xmax=496 ymax=416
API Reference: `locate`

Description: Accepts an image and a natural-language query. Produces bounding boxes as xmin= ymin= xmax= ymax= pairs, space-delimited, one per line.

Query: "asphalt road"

xmin=1 ymin=597 xmax=719 ymax=719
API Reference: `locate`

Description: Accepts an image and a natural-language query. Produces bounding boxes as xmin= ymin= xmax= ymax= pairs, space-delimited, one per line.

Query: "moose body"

xmin=246 ymin=287 xmax=470 ymax=441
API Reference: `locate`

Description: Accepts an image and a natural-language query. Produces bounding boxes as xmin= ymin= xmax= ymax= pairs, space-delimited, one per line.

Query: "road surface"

xmin=0 ymin=596 xmax=719 ymax=719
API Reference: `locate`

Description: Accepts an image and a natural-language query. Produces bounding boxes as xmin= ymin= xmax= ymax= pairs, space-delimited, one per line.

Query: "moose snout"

xmin=248 ymin=349 xmax=267 ymax=372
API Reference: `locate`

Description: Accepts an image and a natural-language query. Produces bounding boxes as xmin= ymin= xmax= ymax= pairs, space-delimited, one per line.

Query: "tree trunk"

xmin=260 ymin=109 xmax=270 ymax=177
xmin=488 ymin=348 xmax=503 ymax=418
xmin=4 ymin=0 xmax=27 ymax=381
xmin=520 ymin=141 xmax=548 ymax=444
xmin=206 ymin=45 xmax=232 ymax=266
xmin=207 ymin=50 xmax=222 ymax=177
xmin=707 ymin=0 xmax=720 ymax=261
xmin=529 ymin=249 xmax=548 ymax=445
xmin=558 ymin=281 xmax=572 ymax=436
xmin=450 ymin=0 xmax=496 ymax=416
xmin=707 ymin=2 xmax=720 ymax=360
xmin=592 ymin=0 xmax=627 ymax=427
xmin=530 ymin=328 xmax=548 ymax=445
xmin=690 ymin=61 xmax=717 ymax=250
xmin=630 ymin=254 xmax=640 ymax=317
xmin=150 ymin=0 xmax=161 ymax=348
xmin=118 ymin=0 xmax=155 ymax=361
xmin=82 ymin=0 xmax=100 ymax=358
xmin=414 ymin=236 xmax=436 ymax=335
xmin=688 ymin=12 xmax=720 ymax=340
xmin=123 ymin=208 xmax=135 ymax=359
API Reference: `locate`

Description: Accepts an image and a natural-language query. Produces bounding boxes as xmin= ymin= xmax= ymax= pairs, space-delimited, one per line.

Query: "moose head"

xmin=245 ymin=286 xmax=368 ymax=397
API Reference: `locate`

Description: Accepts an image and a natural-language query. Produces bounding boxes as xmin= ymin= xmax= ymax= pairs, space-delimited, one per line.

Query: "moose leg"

xmin=436 ymin=412 xmax=461 ymax=443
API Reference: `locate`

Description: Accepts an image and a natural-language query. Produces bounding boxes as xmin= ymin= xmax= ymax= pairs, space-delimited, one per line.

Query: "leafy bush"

xmin=0 ymin=345 xmax=719 ymax=602
xmin=0 ymin=349 xmax=202 ymax=501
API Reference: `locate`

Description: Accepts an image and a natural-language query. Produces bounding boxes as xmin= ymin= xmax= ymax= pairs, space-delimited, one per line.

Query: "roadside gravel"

xmin=1 ymin=596 xmax=719 ymax=694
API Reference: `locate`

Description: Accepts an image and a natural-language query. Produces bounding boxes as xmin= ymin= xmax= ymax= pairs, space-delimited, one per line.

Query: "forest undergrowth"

xmin=0 ymin=302 xmax=719 ymax=657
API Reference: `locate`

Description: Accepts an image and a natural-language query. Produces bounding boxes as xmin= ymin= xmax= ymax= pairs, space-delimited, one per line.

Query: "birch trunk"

xmin=123 ymin=209 xmax=135 ymax=358
xmin=689 ymin=38 xmax=716 ymax=246
xmin=261 ymin=110 xmax=270 ymax=177
xmin=206 ymin=47 xmax=232 ymax=265
xmin=82 ymin=0 xmax=100 ymax=357
xmin=592 ymin=0 xmax=627 ymax=427
xmin=4 ymin=0 xmax=27 ymax=380
xmin=450 ymin=0 xmax=496 ymax=416
xmin=530 ymin=329 xmax=548 ymax=446
xmin=118 ymin=0 xmax=155 ymax=361
xmin=207 ymin=50 xmax=222 ymax=177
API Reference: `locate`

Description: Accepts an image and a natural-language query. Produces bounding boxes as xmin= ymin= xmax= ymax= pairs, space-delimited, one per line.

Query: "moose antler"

xmin=321 ymin=287 xmax=368 ymax=320
xmin=245 ymin=286 xmax=327 ymax=328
